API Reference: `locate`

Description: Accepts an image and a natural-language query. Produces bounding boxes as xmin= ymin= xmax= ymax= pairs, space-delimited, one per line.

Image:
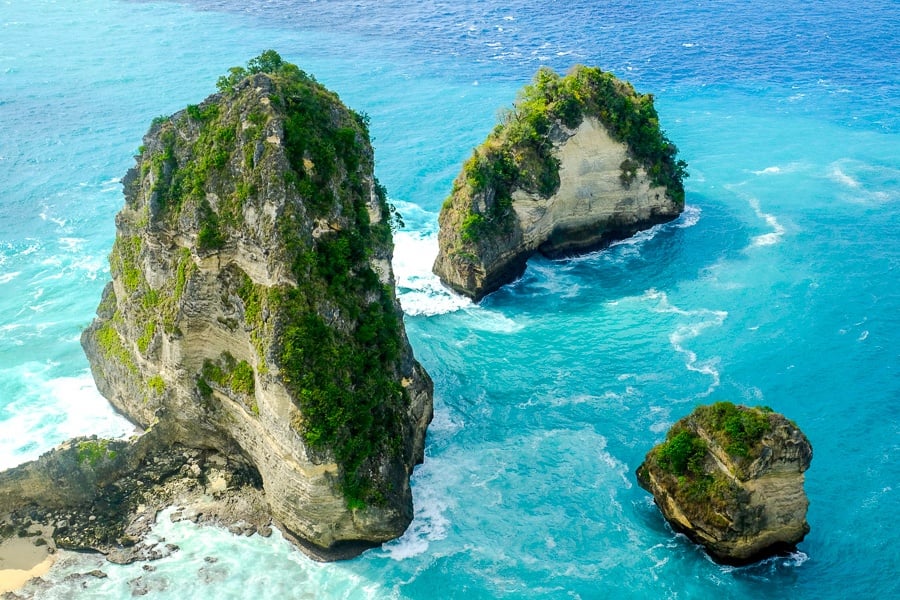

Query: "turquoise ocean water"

xmin=1 ymin=1 xmax=898 ymax=597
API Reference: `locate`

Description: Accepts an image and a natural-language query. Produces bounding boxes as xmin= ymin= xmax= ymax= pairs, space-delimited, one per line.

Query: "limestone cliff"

xmin=1 ymin=52 xmax=433 ymax=560
xmin=433 ymin=66 xmax=687 ymax=300
xmin=636 ymin=402 xmax=812 ymax=565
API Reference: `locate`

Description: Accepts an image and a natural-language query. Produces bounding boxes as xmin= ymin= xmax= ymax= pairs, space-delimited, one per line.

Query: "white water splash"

xmin=675 ymin=204 xmax=702 ymax=228
xmin=0 ymin=368 xmax=133 ymax=470
xmin=748 ymin=197 xmax=786 ymax=247
xmin=392 ymin=230 xmax=472 ymax=317
xmin=643 ymin=289 xmax=727 ymax=397
xmin=380 ymin=458 xmax=453 ymax=560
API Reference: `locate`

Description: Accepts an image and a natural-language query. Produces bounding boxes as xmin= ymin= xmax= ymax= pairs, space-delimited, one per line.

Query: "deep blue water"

xmin=1 ymin=1 xmax=898 ymax=597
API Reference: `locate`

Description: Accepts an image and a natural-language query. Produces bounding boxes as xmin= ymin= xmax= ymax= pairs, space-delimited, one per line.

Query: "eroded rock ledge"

xmin=636 ymin=402 xmax=812 ymax=565
xmin=0 ymin=51 xmax=433 ymax=562
xmin=0 ymin=429 xmax=268 ymax=565
xmin=433 ymin=65 xmax=687 ymax=301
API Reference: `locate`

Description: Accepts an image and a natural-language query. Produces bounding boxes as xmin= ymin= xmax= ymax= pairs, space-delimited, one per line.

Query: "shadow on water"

xmin=481 ymin=192 xmax=752 ymax=313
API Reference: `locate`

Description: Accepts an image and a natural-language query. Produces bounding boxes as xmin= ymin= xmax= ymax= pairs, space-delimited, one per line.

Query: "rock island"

xmin=0 ymin=52 xmax=433 ymax=562
xmin=637 ymin=402 xmax=812 ymax=564
xmin=433 ymin=65 xmax=688 ymax=300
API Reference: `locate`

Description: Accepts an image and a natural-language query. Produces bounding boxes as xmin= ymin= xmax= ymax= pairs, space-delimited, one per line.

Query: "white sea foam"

xmin=829 ymin=165 xmax=861 ymax=188
xmin=0 ymin=368 xmax=133 ymax=469
xmin=392 ymin=230 xmax=472 ymax=316
xmin=39 ymin=209 xmax=67 ymax=229
xmin=100 ymin=177 xmax=121 ymax=193
xmin=827 ymin=160 xmax=899 ymax=204
xmin=748 ymin=197 xmax=786 ymax=247
xmin=380 ymin=459 xmax=452 ymax=560
xmin=609 ymin=222 xmax=665 ymax=250
xmin=460 ymin=305 xmax=525 ymax=334
xmin=427 ymin=404 xmax=464 ymax=437
xmin=643 ymin=289 xmax=727 ymax=397
xmin=675 ymin=204 xmax=701 ymax=228
xmin=58 ymin=237 xmax=87 ymax=252
xmin=572 ymin=204 xmax=701 ymax=265
xmin=783 ymin=550 xmax=809 ymax=567
xmin=752 ymin=166 xmax=782 ymax=175
xmin=515 ymin=261 xmax=581 ymax=298
xmin=0 ymin=271 xmax=21 ymax=284
xmin=19 ymin=241 xmax=40 ymax=256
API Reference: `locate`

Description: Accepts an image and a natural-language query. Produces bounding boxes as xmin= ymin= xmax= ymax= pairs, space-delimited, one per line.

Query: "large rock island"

xmin=433 ymin=66 xmax=688 ymax=300
xmin=636 ymin=402 xmax=812 ymax=565
xmin=0 ymin=52 xmax=433 ymax=561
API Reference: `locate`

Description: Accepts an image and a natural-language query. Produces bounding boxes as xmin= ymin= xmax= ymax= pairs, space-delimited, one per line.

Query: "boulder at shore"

xmin=433 ymin=65 xmax=687 ymax=301
xmin=636 ymin=402 xmax=812 ymax=565
xmin=0 ymin=51 xmax=433 ymax=561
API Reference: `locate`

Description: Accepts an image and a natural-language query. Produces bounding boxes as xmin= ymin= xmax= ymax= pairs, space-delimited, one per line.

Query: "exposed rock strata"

xmin=0 ymin=53 xmax=433 ymax=561
xmin=636 ymin=402 xmax=812 ymax=564
xmin=434 ymin=65 xmax=687 ymax=300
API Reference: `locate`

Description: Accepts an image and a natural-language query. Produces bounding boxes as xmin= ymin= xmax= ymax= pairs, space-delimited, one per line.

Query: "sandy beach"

xmin=0 ymin=530 xmax=56 ymax=594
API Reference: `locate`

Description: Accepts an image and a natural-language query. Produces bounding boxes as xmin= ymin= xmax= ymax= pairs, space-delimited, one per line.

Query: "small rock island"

xmin=637 ymin=402 xmax=812 ymax=565
xmin=433 ymin=65 xmax=688 ymax=301
xmin=0 ymin=52 xmax=433 ymax=561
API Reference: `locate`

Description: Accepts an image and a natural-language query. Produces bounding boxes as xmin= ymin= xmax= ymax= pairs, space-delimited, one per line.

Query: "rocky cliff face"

xmin=636 ymin=402 xmax=812 ymax=565
xmin=433 ymin=66 xmax=687 ymax=300
xmin=2 ymin=53 xmax=433 ymax=560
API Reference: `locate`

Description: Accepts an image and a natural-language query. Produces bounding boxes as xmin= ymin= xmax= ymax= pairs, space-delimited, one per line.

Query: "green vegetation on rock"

xmin=200 ymin=352 xmax=255 ymax=397
xmin=637 ymin=402 xmax=812 ymax=563
xmin=646 ymin=421 xmax=737 ymax=522
xmin=95 ymin=50 xmax=414 ymax=509
xmin=694 ymin=402 xmax=773 ymax=458
xmin=76 ymin=439 xmax=117 ymax=466
xmin=641 ymin=402 xmax=775 ymax=523
xmin=95 ymin=321 xmax=137 ymax=374
xmin=452 ymin=65 xmax=687 ymax=244
xmin=76 ymin=51 xmax=431 ymax=555
xmin=215 ymin=52 xmax=407 ymax=506
xmin=147 ymin=375 xmax=165 ymax=395
xmin=655 ymin=429 xmax=707 ymax=476
xmin=110 ymin=236 xmax=143 ymax=294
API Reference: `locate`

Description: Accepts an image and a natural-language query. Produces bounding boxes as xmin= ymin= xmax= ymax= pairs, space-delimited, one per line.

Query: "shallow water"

xmin=1 ymin=1 xmax=898 ymax=597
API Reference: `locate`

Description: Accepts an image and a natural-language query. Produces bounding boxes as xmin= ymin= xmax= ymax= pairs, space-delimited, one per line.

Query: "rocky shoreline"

xmin=0 ymin=431 xmax=271 ymax=567
xmin=0 ymin=429 xmax=281 ymax=596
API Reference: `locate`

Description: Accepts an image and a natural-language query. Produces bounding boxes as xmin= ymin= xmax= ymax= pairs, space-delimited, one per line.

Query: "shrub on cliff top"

xmin=694 ymin=402 xmax=773 ymax=458
xmin=656 ymin=428 xmax=707 ymax=476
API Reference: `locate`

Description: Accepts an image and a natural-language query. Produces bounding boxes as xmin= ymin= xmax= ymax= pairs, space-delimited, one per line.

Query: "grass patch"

xmin=76 ymin=439 xmax=117 ymax=466
xmin=694 ymin=402 xmax=773 ymax=458
xmin=95 ymin=320 xmax=137 ymax=374
xmin=200 ymin=352 xmax=255 ymax=397
xmin=147 ymin=375 xmax=165 ymax=395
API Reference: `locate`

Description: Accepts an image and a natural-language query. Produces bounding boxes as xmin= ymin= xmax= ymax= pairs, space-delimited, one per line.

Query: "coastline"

xmin=0 ymin=533 xmax=56 ymax=594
